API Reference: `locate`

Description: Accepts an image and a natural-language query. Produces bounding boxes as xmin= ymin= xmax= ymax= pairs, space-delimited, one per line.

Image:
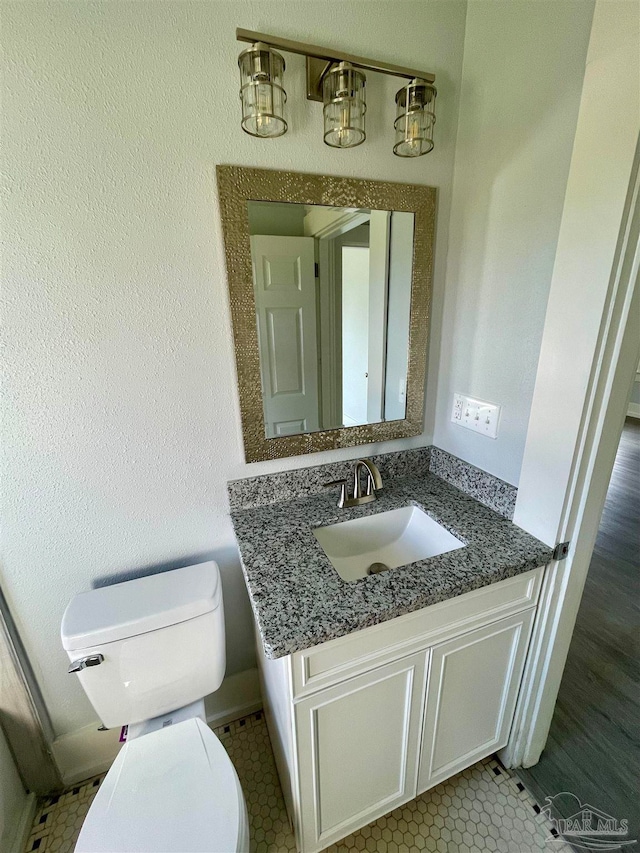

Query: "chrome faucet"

xmin=354 ymin=458 xmax=383 ymax=500
xmin=323 ymin=458 xmax=383 ymax=508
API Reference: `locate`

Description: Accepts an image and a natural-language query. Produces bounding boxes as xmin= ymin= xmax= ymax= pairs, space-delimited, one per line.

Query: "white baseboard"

xmin=10 ymin=792 xmax=37 ymax=853
xmin=627 ymin=402 xmax=640 ymax=418
xmin=51 ymin=668 xmax=262 ymax=786
xmin=51 ymin=722 xmax=123 ymax=787
xmin=204 ymin=667 xmax=262 ymax=727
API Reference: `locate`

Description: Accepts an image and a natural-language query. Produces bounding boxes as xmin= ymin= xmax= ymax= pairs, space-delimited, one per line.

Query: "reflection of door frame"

xmin=316 ymin=212 xmax=370 ymax=429
xmin=304 ymin=207 xmax=369 ymax=240
xmin=318 ymin=237 xmax=341 ymax=429
xmin=366 ymin=211 xmax=391 ymax=423
xmin=340 ymin=244 xmax=371 ymax=426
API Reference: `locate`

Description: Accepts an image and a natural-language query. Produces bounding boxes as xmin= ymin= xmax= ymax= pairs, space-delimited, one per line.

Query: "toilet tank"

xmin=61 ymin=562 xmax=225 ymax=729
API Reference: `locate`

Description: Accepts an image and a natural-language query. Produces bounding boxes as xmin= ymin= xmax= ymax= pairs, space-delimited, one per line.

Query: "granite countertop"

xmin=231 ymin=472 xmax=552 ymax=659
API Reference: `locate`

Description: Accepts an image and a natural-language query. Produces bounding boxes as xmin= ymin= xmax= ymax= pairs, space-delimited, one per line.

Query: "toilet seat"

xmin=75 ymin=718 xmax=249 ymax=853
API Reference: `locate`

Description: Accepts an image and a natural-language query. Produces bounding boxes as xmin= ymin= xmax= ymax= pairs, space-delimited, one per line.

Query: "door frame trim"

xmin=0 ymin=587 xmax=63 ymax=793
xmin=501 ymin=0 xmax=640 ymax=767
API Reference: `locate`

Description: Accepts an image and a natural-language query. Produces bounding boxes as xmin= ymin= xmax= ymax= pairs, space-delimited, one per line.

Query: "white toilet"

xmin=61 ymin=561 xmax=250 ymax=853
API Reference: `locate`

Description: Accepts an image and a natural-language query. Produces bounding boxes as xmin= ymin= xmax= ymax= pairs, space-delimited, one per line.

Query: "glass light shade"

xmin=393 ymin=78 xmax=436 ymax=157
xmin=239 ymin=42 xmax=287 ymax=138
xmin=323 ymin=62 xmax=366 ymax=148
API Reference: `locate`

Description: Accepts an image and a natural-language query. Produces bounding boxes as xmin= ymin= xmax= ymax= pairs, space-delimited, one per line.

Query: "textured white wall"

xmin=432 ymin=0 xmax=595 ymax=484
xmin=2 ymin=0 xmax=467 ymax=737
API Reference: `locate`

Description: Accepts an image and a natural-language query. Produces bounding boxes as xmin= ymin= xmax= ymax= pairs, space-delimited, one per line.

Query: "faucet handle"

xmin=323 ymin=479 xmax=349 ymax=508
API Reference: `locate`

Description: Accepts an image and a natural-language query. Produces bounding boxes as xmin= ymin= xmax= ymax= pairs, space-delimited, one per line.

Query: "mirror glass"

xmin=248 ymin=201 xmax=415 ymax=438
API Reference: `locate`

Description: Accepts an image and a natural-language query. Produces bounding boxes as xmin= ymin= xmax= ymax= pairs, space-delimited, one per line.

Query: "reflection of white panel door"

xmin=251 ymin=236 xmax=319 ymax=438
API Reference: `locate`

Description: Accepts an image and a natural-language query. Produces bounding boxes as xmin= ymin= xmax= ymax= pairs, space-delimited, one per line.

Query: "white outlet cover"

xmin=451 ymin=394 xmax=500 ymax=439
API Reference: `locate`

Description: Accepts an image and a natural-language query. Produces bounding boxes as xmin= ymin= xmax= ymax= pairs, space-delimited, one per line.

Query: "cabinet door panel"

xmin=296 ymin=651 xmax=428 ymax=853
xmin=418 ymin=609 xmax=535 ymax=793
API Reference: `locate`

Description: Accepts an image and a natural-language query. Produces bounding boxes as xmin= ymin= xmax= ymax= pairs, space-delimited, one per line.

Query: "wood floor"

xmin=517 ymin=417 xmax=640 ymax=842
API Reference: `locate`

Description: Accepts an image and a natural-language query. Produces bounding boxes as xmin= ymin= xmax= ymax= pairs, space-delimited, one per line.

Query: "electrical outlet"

xmin=451 ymin=394 xmax=500 ymax=439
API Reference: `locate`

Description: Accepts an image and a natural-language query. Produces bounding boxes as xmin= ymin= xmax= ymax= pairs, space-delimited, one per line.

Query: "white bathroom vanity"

xmin=256 ymin=567 xmax=542 ymax=853
xmin=229 ymin=447 xmax=552 ymax=853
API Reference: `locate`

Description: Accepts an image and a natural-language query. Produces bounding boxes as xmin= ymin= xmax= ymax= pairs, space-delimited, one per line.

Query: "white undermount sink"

xmin=313 ymin=505 xmax=465 ymax=583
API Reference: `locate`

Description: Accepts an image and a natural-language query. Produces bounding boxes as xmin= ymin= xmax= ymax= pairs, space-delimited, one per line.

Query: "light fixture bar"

xmin=236 ymin=28 xmax=435 ymax=102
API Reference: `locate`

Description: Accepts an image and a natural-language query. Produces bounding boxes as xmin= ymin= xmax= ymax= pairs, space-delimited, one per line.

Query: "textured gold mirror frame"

xmin=216 ymin=165 xmax=436 ymax=463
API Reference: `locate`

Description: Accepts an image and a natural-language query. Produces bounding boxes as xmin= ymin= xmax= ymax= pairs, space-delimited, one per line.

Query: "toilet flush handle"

xmin=68 ymin=653 xmax=104 ymax=673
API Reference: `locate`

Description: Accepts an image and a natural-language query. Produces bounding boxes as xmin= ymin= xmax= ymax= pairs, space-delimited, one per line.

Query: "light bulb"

xmin=393 ymin=78 xmax=436 ymax=157
xmin=323 ymin=62 xmax=366 ymax=148
xmin=238 ymin=42 xmax=287 ymax=139
xmin=256 ymin=83 xmax=274 ymax=136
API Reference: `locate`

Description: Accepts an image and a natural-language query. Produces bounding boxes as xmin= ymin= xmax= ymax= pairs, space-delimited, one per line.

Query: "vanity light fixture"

xmin=393 ymin=78 xmax=437 ymax=157
xmin=323 ymin=62 xmax=366 ymax=148
xmin=236 ymin=29 xmax=437 ymax=155
xmin=238 ymin=41 xmax=287 ymax=138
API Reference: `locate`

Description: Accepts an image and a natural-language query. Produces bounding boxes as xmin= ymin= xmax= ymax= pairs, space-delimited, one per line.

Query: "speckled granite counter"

xmin=230 ymin=466 xmax=552 ymax=660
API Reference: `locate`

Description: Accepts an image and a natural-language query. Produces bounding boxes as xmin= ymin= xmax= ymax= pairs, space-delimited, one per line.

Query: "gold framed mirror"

xmin=217 ymin=165 xmax=435 ymax=462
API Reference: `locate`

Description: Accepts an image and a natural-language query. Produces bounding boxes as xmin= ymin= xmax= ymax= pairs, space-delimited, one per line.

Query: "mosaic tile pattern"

xmin=25 ymin=712 xmax=570 ymax=853
xmin=24 ymin=774 xmax=103 ymax=853
xmin=231 ymin=472 xmax=551 ymax=659
xmin=219 ymin=712 xmax=296 ymax=853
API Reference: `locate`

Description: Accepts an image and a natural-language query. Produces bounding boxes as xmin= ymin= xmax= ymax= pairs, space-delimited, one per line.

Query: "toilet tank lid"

xmin=61 ymin=562 xmax=222 ymax=651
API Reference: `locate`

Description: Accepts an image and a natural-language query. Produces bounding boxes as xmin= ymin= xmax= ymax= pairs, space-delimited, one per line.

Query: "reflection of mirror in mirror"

xmin=248 ymin=201 xmax=415 ymax=439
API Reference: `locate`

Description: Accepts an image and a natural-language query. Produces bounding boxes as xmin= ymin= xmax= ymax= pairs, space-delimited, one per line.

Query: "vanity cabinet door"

xmin=295 ymin=650 xmax=428 ymax=853
xmin=418 ymin=608 xmax=535 ymax=794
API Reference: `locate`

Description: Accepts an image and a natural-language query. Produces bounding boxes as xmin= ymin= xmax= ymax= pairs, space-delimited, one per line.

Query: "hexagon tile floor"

xmin=24 ymin=711 xmax=572 ymax=853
